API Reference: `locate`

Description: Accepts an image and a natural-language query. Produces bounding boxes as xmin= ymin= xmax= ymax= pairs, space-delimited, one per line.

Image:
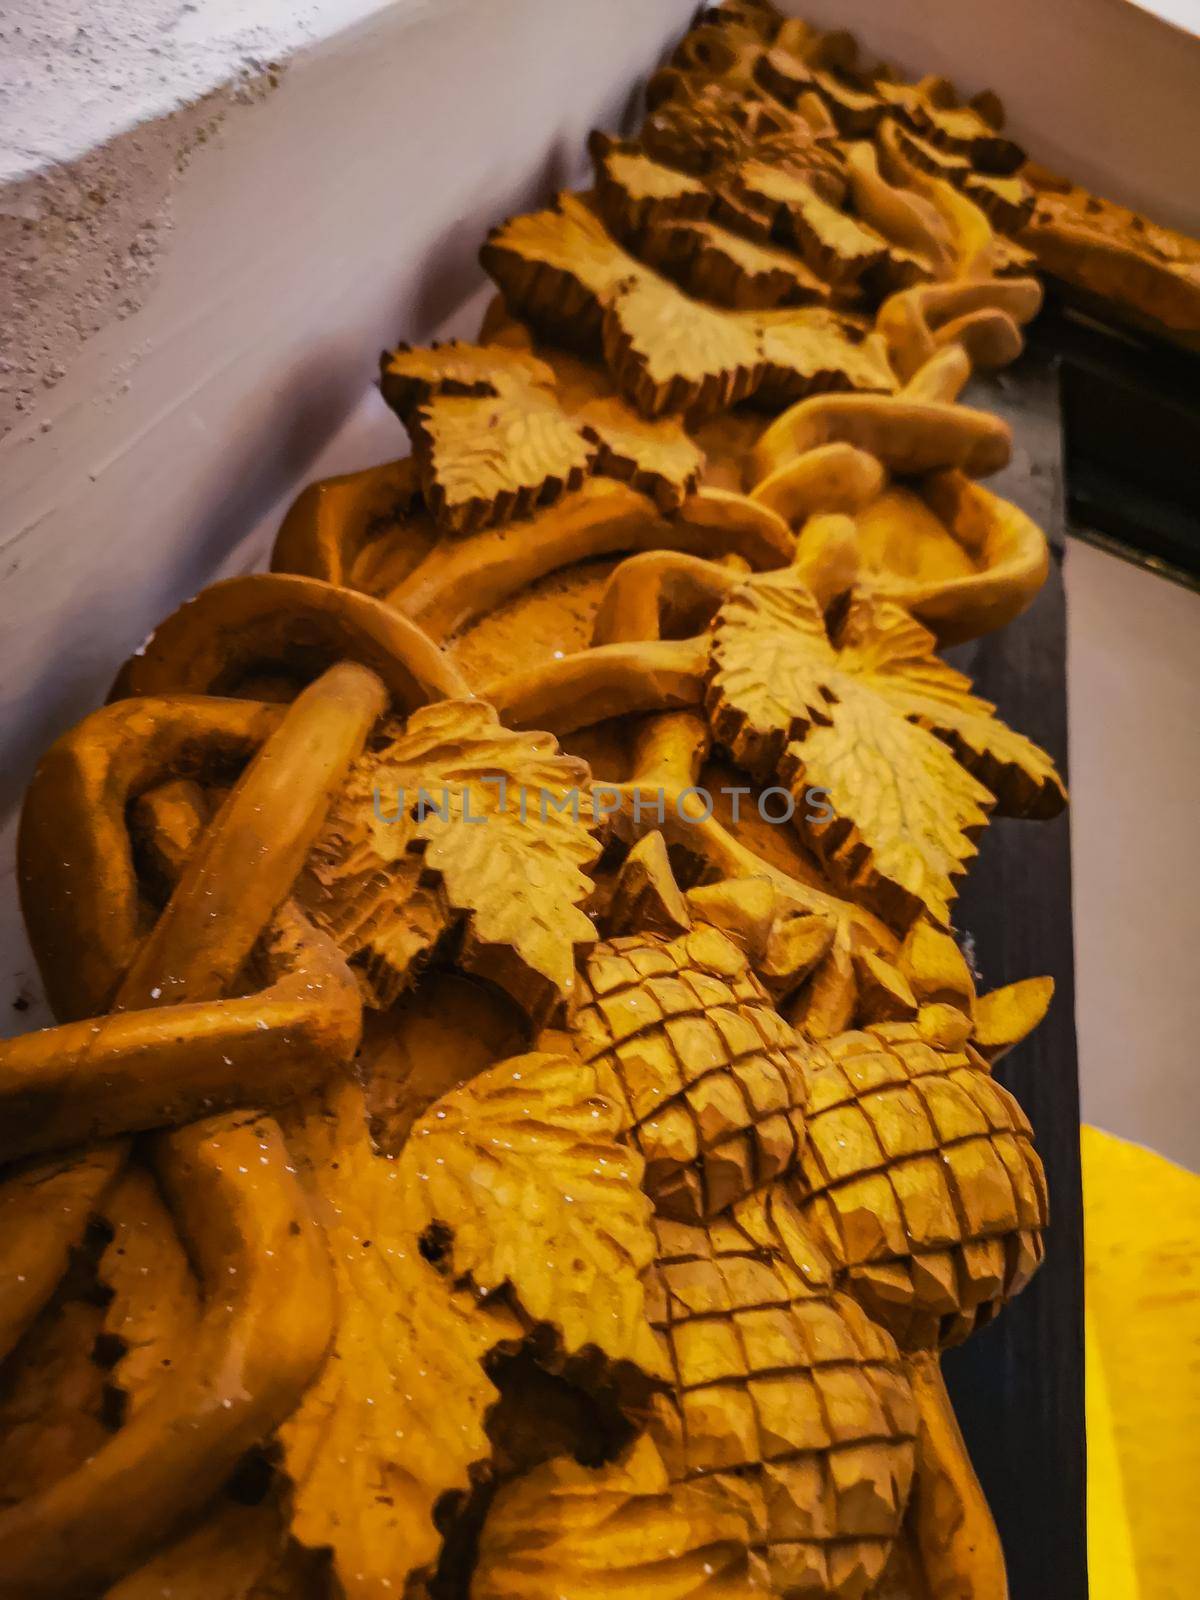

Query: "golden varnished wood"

xmin=2 ymin=0 xmax=1149 ymax=1590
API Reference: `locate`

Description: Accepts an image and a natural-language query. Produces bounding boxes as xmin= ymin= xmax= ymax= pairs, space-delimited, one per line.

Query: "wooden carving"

xmin=792 ymin=1020 xmax=1047 ymax=1349
xmin=12 ymin=0 xmax=1181 ymax=1592
xmin=301 ymin=697 xmax=600 ymax=1021
xmin=733 ymin=160 xmax=887 ymax=286
xmin=380 ymin=342 xmax=598 ymax=533
xmin=482 ymin=192 xmax=896 ymax=419
xmin=591 ymin=132 xmax=714 ymax=237
xmin=573 ymin=923 xmax=814 ymax=1223
xmin=642 ymin=82 xmax=842 ymax=198
xmin=574 ymin=394 xmax=706 ymax=510
xmin=634 ymin=216 xmax=833 ymax=311
xmin=637 ymin=1189 xmax=918 ymax=1599
xmin=474 ymin=1434 xmax=762 ymax=1600
xmin=1021 ymin=165 xmax=1200 ymax=341
xmin=708 ymin=573 xmax=1064 ymax=927
xmin=279 ymin=1052 xmax=663 ymax=1599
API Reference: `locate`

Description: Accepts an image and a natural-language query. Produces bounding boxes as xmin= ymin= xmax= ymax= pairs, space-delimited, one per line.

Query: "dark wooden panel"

xmin=940 ymin=340 xmax=1087 ymax=1600
xmin=1050 ymin=300 xmax=1200 ymax=586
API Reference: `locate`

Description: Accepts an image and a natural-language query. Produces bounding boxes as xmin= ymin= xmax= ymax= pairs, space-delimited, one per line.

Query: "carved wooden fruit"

xmin=644 ymin=1187 xmax=917 ymax=1598
xmin=473 ymin=1432 xmax=764 ymax=1600
xmin=791 ymin=1018 xmax=1048 ymax=1349
xmin=573 ymin=924 xmax=812 ymax=1225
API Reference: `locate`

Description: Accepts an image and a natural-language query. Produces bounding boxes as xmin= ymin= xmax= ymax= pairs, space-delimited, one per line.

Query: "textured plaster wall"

xmin=0 ymin=0 xmax=694 ymax=811
xmin=1 ymin=0 xmax=390 ymax=181
xmin=1 ymin=0 xmax=394 ymax=437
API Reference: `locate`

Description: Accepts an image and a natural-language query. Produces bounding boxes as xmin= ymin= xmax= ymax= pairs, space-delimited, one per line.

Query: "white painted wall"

xmin=1066 ymin=541 xmax=1200 ymax=1172
xmin=0 ymin=0 xmax=695 ymax=1032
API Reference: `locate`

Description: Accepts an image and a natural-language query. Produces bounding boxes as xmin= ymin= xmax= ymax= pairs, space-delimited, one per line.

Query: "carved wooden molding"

xmin=12 ymin=0 xmax=1180 ymax=1592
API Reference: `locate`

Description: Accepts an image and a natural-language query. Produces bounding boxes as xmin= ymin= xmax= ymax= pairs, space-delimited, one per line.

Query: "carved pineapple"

xmin=791 ymin=1016 xmax=1047 ymax=1350
xmin=643 ymin=1186 xmax=917 ymax=1599
xmin=557 ymin=862 xmax=920 ymax=1597
xmin=573 ymin=923 xmax=812 ymax=1224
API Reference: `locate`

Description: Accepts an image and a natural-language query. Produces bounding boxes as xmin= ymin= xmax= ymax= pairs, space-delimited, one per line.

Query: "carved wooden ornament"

xmin=301 ymin=697 xmax=600 ymax=1022
xmin=2 ymin=0 xmax=1151 ymax=1592
xmin=708 ymin=573 xmax=1065 ymax=928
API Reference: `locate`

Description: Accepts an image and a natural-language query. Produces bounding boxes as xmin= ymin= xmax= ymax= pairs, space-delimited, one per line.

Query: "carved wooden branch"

xmin=385 ymin=481 xmax=792 ymax=641
xmin=0 ymin=906 xmax=359 ymax=1165
xmin=486 ymin=637 xmax=710 ymax=735
xmin=18 ymin=696 xmax=283 ymax=1021
xmin=751 ymin=389 xmax=1014 ymax=479
xmin=0 ymin=1115 xmax=335 ymax=1599
xmin=113 ymin=572 xmax=467 ymax=705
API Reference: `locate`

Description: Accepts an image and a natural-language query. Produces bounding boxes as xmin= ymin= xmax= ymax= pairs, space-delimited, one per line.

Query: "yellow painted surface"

xmin=1083 ymin=1126 xmax=1200 ymax=1600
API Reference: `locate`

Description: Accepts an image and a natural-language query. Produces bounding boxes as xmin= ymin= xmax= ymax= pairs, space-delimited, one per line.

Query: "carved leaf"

xmin=603 ymin=272 xmax=764 ymax=417
xmin=634 ymin=217 xmax=832 ymax=310
xmin=402 ymin=1050 xmax=668 ymax=1379
xmin=482 ymin=193 xmax=635 ymax=350
xmin=962 ymin=173 xmax=1034 ymax=235
xmin=591 ymin=134 xmax=713 ymax=238
xmin=302 ymin=699 xmax=600 ymax=1022
xmin=380 ymin=341 xmax=557 ymax=408
xmin=380 ymin=342 xmax=596 ymax=534
xmin=783 ymin=690 xmax=988 ymax=929
xmin=575 ymin=394 xmax=705 ymax=511
xmin=473 ymin=1435 xmax=762 ymax=1600
xmin=886 ymin=121 xmax=971 ymax=182
xmin=909 ymin=99 xmax=1023 ymax=173
xmin=809 ymin=69 xmax=887 ymax=136
xmin=751 ymin=308 xmax=896 ymax=407
xmin=98 ymin=1167 xmax=201 ymax=1418
xmin=281 ymin=1054 xmax=665 ymax=1596
xmin=707 ymin=575 xmax=1065 ymax=928
xmin=834 ymin=598 xmax=1067 ymax=817
xmin=279 ymin=1080 xmax=522 ymax=1600
xmin=485 ymin=193 xmax=765 ymax=417
xmin=732 ymin=161 xmax=886 ymax=284
xmin=880 ymin=120 xmax=1032 ymax=233
xmin=484 ymin=195 xmax=894 ymax=420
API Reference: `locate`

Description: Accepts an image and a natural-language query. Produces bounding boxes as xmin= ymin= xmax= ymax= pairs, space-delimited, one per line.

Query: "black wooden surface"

xmin=1050 ymin=299 xmax=1200 ymax=586
xmin=941 ymin=340 xmax=1088 ymax=1600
